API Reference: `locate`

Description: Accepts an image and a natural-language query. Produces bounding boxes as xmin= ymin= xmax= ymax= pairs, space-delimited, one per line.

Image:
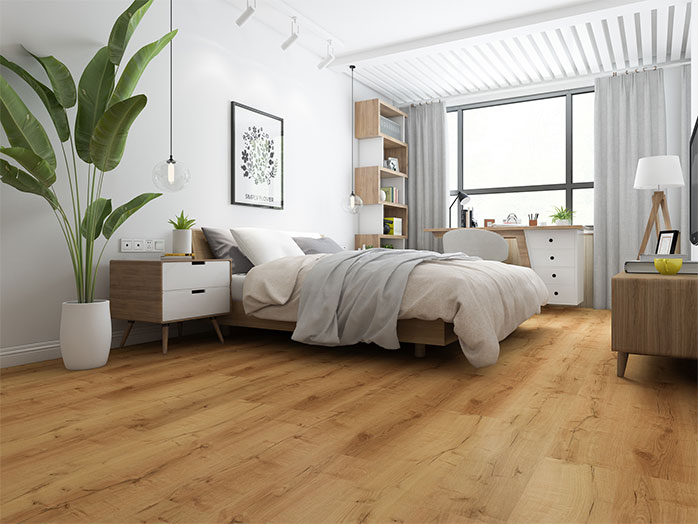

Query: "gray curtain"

xmin=593 ymin=69 xmax=667 ymax=309
xmin=405 ymin=102 xmax=447 ymax=251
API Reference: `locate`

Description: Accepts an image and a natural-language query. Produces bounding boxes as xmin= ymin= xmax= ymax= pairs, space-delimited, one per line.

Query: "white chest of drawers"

xmin=525 ymin=229 xmax=584 ymax=305
xmin=110 ymin=259 xmax=232 ymax=353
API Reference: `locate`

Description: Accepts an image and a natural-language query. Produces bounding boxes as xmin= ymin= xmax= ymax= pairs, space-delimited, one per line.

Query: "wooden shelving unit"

xmin=354 ymin=99 xmax=409 ymax=249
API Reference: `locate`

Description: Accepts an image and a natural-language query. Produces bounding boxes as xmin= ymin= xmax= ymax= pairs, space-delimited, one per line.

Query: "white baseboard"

xmin=0 ymin=323 xmax=187 ymax=368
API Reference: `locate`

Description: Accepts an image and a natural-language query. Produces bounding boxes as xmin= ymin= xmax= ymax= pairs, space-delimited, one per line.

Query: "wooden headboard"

xmin=192 ymin=229 xmax=215 ymax=259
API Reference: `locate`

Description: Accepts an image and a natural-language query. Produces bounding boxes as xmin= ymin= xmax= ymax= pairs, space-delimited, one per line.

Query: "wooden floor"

xmin=1 ymin=308 xmax=696 ymax=524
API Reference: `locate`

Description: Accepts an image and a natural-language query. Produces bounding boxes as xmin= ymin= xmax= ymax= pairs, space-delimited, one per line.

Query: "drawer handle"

xmin=552 ymin=273 xmax=557 ymax=278
xmin=548 ymin=238 xmax=554 ymax=243
xmin=550 ymin=255 xmax=555 ymax=261
xmin=191 ymin=289 xmax=206 ymax=294
xmin=553 ymin=291 xmax=559 ymax=296
xmin=192 ymin=261 xmax=206 ymax=266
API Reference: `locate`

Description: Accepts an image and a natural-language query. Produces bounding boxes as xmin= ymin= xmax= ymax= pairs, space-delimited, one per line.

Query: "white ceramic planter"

xmin=172 ymin=229 xmax=192 ymax=254
xmin=554 ymin=219 xmax=571 ymax=226
xmin=60 ymin=300 xmax=111 ymax=370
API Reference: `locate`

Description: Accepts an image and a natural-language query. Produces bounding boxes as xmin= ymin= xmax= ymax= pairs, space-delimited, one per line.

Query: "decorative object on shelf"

xmin=503 ymin=213 xmax=521 ymax=225
xmin=384 ymin=217 xmax=403 ymax=235
xmin=655 ymin=229 xmax=679 ymax=254
xmin=343 ymin=65 xmax=363 ymax=214
xmin=384 ymin=243 xmax=394 ymax=249
xmin=461 ymin=207 xmax=475 ymax=228
xmin=448 ymin=191 xmax=470 ymax=227
xmin=379 ymin=189 xmax=387 ymax=202
xmin=385 ymin=157 xmax=399 ymax=171
xmin=634 ymin=155 xmax=684 ymax=257
xmin=153 ymin=0 xmax=190 ymax=193
xmin=0 ymin=0 xmax=167 ymax=369
xmin=484 ymin=219 xmax=495 ymax=227
xmin=231 ymin=101 xmax=283 ymax=209
xmin=528 ymin=213 xmax=539 ymax=226
xmin=550 ymin=206 xmax=573 ymax=225
xmin=654 ymin=258 xmax=683 ymax=275
xmin=168 ymin=210 xmax=195 ymax=254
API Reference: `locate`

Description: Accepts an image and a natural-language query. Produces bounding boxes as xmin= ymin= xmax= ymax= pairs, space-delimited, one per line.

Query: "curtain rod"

xmin=611 ymin=65 xmax=658 ymax=77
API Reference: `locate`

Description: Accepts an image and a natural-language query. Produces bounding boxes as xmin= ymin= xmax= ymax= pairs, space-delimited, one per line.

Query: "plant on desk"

xmin=550 ymin=206 xmax=574 ymax=225
xmin=0 ymin=0 xmax=171 ymax=370
xmin=168 ymin=210 xmax=196 ymax=254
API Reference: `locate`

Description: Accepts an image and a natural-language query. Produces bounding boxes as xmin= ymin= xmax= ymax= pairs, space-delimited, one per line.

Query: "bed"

xmin=193 ymin=229 xmax=548 ymax=365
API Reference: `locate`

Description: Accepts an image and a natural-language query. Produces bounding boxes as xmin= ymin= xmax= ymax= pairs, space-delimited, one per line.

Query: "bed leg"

xmin=414 ymin=344 xmax=426 ymax=358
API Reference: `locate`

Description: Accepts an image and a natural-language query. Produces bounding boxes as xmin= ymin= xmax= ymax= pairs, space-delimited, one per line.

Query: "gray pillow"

xmin=293 ymin=236 xmax=343 ymax=255
xmin=202 ymin=227 xmax=254 ymax=273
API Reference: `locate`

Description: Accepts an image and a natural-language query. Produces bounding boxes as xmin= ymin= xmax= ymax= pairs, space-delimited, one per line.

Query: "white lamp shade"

xmin=633 ymin=155 xmax=684 ymax=189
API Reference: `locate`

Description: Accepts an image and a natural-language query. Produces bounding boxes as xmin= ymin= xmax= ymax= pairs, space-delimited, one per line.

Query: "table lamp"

xmin=449 ymin=191 xmax=470 ymax=228
xmin=633 ymin=155 xmax=684 ymax=257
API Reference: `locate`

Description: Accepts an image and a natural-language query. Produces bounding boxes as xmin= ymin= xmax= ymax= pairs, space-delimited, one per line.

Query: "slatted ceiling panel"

xmin=339 ymin=1 xmax=691 ymax=105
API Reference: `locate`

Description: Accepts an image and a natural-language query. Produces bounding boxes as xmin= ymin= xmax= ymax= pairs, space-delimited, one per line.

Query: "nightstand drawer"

xmin=545 ymin=283 xmax=581 ymax=305
xmin=536 ymin=266 xmax=576 ymax=284
xmin=162 ymin=286 xmax=230 ymax=322
xmin=162 ymin=261 xmax=230 ymax=291
xmin=526 ymin=230 xmax=577 ymax=249
xmin=530 ymin=248 xmax=576 ymax=267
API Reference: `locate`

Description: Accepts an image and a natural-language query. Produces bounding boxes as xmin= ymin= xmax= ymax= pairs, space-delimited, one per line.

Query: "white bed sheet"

xmin=230 ymin=273 xmax=246 ymax=301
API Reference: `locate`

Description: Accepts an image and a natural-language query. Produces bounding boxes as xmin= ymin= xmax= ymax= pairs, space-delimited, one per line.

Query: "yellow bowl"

xmin=654 ymin=258 xmax=683 ymax=275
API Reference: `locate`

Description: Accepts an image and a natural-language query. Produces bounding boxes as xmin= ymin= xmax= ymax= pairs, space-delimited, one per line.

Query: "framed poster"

xmin=231 ymin=102 xmax=283 ymax=209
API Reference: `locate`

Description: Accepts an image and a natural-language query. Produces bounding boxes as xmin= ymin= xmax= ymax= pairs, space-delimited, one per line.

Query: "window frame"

xmin=448 ymin=87 xmax=594 ymax=217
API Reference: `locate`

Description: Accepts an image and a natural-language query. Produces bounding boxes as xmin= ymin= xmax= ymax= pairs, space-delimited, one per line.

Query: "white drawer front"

xmin=526 ymin=230 xmax=577 ymax=249
xmin=162 ymin=287 xmax=230 ymax=322
xmin=162 ymin=261 xmax=229 ymax=291
xmin=530 ymin=248 xmax=576 ymax=267
xmin=545 ymin=283 xmax=581 ymax=305
xmin=536 ymin=266 xmax=577 ymax=284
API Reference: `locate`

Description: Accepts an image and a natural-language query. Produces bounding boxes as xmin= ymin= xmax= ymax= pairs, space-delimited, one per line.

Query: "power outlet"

xmin=133 ymin=239 xmax=144 ymax=251
xmin=120 ymin=239 xmax=133 ymax=252
xmin=144 ymin=239 xmax=154 ymax=251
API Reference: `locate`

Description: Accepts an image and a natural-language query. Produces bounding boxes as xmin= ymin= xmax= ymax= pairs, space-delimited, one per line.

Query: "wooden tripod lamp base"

xmin=637 ymin=190 xmax=675 ymax=258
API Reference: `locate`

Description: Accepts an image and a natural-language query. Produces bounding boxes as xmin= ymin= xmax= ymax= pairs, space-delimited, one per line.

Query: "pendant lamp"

xmin=153 ymin=0 xmax=190 ymax=192
xmin=342 ymin=65 xmax=363 ymax=214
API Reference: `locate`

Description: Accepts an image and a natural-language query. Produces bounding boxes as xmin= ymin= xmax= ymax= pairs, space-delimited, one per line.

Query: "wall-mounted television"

xmin=688 ymin=119 xmax=698 ymax=246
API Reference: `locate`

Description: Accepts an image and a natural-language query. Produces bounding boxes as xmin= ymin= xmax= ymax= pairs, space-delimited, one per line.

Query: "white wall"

xmin=0 ymin=0 xmax=382 ymax=364
xmin=692 ymin=27 xmax=697 ymax=260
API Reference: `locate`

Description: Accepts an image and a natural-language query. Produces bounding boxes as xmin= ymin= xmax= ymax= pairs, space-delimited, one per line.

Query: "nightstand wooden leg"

xmin=211 ymin=318 xmax=224 ymax=344
xmin=177 ymin=322 xmax=183 ymax=338
xmin=120 ymin=321 xmax=135 ymax=348
xmin=162 ymin=324 xmax=169 ymax=355
xmin=414 ymin=344 xmax=426 ymax=358
xmin=617 ymin=352 xmax=628 ymax=378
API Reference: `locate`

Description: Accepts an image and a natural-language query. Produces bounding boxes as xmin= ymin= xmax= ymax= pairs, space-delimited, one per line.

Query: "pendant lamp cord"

xmin=350 ymin=65 xmax=355 ymax=193
xmin=169 ymin=0 xmax=173 ymax=160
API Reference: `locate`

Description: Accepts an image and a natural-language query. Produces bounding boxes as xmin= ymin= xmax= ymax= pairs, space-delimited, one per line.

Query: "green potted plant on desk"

xmin=0 ymin=0 xmax=173 ymax=370
xmin=550 ymin=206 xmax=574 ymax=226
xmin=168 ymin=210 xmax=196 ymax=254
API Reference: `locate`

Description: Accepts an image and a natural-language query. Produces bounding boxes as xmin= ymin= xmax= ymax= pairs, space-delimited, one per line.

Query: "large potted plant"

xmin=0 ymin=0 xmax=175 ymax=370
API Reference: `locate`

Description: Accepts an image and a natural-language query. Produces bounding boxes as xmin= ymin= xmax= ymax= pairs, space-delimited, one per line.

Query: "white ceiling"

xmin=230 ymin=0 xmax=692 ymax=104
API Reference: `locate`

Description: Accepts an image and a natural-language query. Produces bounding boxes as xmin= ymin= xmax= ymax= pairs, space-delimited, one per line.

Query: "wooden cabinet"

xmin=110 ymin=259 xmax=231 ymax=354
xmin=354 ymin=98 xmax=409 ymax=249
xmin=612 ymin=272 xmax=698 ymax=377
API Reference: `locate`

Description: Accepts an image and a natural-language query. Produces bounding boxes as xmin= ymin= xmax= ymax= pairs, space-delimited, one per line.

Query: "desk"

xmin=426 ymin=226 xmax=587 ymax=306
xmin=612 ymin=272 xmax=698 ymax=377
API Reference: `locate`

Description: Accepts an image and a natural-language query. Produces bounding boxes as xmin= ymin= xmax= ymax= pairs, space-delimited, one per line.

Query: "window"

xmin=448 ymin=89 xmax=594 ymax=226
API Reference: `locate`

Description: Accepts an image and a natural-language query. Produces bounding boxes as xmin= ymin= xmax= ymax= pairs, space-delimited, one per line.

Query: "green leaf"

xmin=0 ymin=146 xmax=55 ymax=186
xmin=0 ymin=158 xmax=59 ymax=209
xmin=107 ymin=0 xmax=155 ymax=66
xmin=103 ymin=192 xmax=161 ymax=239
xmin=89 ymin=94 xmax=147 ymax=172
xmin=109 ymin=30 xmax=176 ymax=107
xmin=0 ymin=56 xmax=70 ymax=142
xmin=80 ymin=197 xmax=112 ymax=240
xmin=0 ymin=75 xmax=56 ymax=168
xmin=22 ymin=46 xmax=76 ymax=108
xmin=75 ymin=47 xmax=115 ymax=163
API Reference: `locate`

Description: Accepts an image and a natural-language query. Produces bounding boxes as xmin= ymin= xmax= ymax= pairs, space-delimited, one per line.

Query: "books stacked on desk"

xmin=625 ymin=254 xmax=697 ymax=274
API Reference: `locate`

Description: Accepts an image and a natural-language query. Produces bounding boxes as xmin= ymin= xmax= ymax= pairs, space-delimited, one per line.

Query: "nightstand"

xmin=109 ymin=259 xmax=232 ymax=354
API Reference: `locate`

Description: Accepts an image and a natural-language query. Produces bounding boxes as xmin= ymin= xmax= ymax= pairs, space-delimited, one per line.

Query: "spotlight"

xmin=236 ymin=0 xmax=256 ymax=26
xmin=281 ymin=17 xmax=299 ymax=50
xmin=317 ymin=39 xmax=335 ymax=69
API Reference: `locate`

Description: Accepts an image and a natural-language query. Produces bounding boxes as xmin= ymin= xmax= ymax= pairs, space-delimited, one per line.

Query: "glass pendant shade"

xmin=152 ymin=157 xmax=190 ymax=192
xmin=342 ymin=192 xmax=363 ymax=214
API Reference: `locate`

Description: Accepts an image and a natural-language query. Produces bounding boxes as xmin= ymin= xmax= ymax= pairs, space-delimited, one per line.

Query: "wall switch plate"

xmin=120 ymin=239 xmax=133 ymax=252
xmin=154 ymin=240 xmax=165 ymax=252
xmin=133 ymin=239 xmax=144 ymax=251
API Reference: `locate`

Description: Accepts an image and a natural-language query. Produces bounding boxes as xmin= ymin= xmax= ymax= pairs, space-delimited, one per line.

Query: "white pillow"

xmin=230 ymin=227 xmax=305 ymax=265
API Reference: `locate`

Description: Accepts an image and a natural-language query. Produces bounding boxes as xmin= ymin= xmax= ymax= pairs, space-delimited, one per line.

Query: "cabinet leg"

xmin=120 ymin=321 xmax=135 ymax=348
xmin=162 ymin=324 xmax=169 ymax=355
xmin=414 ymin=344 xmax=426 ymax=358
xmin=177 ymin=322 xmax=183 ymax=338
xmin=617 ymin=352 xmax=628 ymax=378
xmin=211 ymin=317 xmax=224 ymax=344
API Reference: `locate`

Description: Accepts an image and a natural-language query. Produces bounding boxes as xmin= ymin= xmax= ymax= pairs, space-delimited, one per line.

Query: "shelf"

xmin=380 ymin=235 xmax=407 ymax=239
xmin=379 ymin=100 xmax=407 ymax=119
xmin=381 ymin=133 xmax=407 ymax=149
xmin=383 ymin=202 xmax=407 ymax=209
xmin=380 ymin=167 xmax=407 ymax=179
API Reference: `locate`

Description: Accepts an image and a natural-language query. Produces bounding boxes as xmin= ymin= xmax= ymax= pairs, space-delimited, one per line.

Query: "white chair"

xmin=442 ymin=229 xmax=508 ymax=261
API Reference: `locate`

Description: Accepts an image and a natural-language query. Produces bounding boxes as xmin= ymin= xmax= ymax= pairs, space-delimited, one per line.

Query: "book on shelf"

xmin=624 ymin=260 xmax=698 ymax=274
xmin=638 ymin=253 xmax=688 ymax=261
xmin=383 ymin=217 xmax=403 ymax=236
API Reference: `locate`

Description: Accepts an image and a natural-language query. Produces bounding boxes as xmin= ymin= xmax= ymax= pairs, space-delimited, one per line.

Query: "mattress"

xmin=230 ymin=273 xmax=246 ymax=301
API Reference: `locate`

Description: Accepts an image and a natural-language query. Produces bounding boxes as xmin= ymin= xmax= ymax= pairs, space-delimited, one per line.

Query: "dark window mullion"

xmin=566 ymin=92 xmax=573 ymax=211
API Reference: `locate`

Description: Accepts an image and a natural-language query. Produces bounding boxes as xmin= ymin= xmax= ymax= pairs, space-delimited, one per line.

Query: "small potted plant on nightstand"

xmin=550 ymin=206 xmax=574 ymax=226
xmin=169 ymin=211 xmax=196 ymax=254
